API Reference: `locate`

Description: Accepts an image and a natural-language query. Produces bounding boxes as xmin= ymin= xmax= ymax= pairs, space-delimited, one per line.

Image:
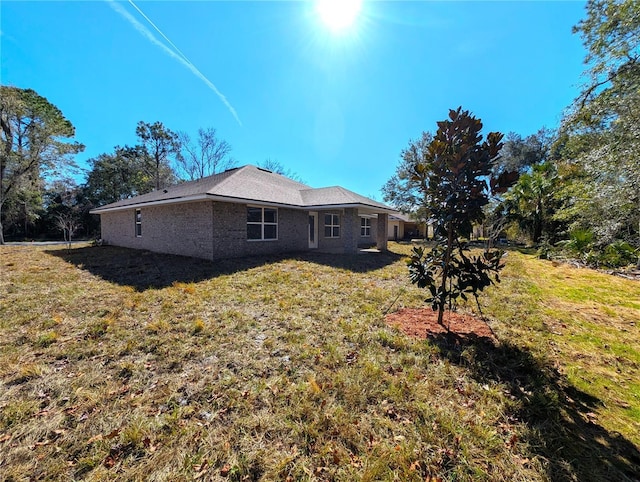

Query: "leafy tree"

xmin=407 ymin=107 xmax=517 ymax=327
xmin=40 ymin=177 xmax=101 ymax=239
xmin=482 ymin=129 xmax=553 ymax=246
xmin=571 ymin=0 xmax=640 ymax=125
xmin=563 ymin=0 xmax=640 ymax=248
xmin=0 ymin=86 xmax=84 ymax=243
xmin=382 ymin=131 xmax=433 ymax=216
xmin=501 ymin=162 xmax=560 ymax=244
xmin=1 ymin=176 xmax=44 ymax=239
xmin=176 ymin=128 xmax=234 ymax=180
xmin=84 ymin=147 xmax=150 ymax=206
xmin=497 ymin=129 xmax=554 ymax=175
xmin=135 ymin=121 xmax=179 ymax=191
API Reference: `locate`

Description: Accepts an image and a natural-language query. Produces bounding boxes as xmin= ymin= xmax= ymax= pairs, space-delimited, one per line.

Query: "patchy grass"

xmin=0 ymin=242 xmax=638 ymax=481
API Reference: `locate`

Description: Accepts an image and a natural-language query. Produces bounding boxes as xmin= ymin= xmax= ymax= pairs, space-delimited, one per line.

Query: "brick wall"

xmin=376 ymin=213 xmax=388 ymax=250
xmin=100 ymin=201 xmax=215 ymax=260
xmin=358 ymin=216 xmax=378 ymax=247
xmin=211 ymin=202 xmax=308 ymax=259
xmin=100 ymin=200 xmax=309 ymax=260
xmin=342 ymin=208 xmax=359 ymax=253
xmin=317 ymin=210 xmax=346 ymax=253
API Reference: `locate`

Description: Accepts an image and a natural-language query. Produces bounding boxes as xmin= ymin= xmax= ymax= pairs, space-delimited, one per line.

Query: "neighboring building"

xmin=388 ymin=212 xmax=430 ymax=240
xmin=90 ymin=165 xmax=395 ymax=261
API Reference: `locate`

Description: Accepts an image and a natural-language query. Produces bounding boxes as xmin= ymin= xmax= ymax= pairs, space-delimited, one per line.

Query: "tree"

xmin=496 ymin=129 xmax=554 ymax=175
xmin=0 ymin=86 xmax=84 ymax=244
xmin=571 ymin=0 xmax=640 ymax=125
xmin=563 ymin=0 xmax=640 ymax=248
xmin=1 ymin=175 xmax=44 ymax=239
xmin=55 ymin=212 xmax=80 ymax=250
xmin=135 ymin=121 xmax=180 ymax=191
xmin=407 ymin=108 xmax=517 ymax=327
xmin=501 ymin=162 xmax=559 ymax=244
xmin=84 ymin=146 xmax=150 ymax=206
xmin=176 ymin=128 xmax=234 ymax=180
xmin=382 ymin=131 xmax=433 ymax=215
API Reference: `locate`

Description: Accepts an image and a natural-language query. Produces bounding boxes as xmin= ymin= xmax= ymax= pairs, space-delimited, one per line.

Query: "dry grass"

xmin=0 ymin=242 xmax=638 ymax=481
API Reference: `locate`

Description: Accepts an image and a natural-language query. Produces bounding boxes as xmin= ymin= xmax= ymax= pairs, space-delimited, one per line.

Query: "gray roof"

xmin=91 ymin=165 xmax=394 ymax=213
xmin=389 ymin=212 xmax=412 ymax=222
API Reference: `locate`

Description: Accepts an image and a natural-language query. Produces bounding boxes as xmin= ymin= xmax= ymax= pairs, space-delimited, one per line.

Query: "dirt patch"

xmin=385 ymin=308 xmax=496 ymax=342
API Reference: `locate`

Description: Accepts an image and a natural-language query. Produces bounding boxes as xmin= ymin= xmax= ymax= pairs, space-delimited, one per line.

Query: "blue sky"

xmin=1 ymin=1 xmax=587 ymax=199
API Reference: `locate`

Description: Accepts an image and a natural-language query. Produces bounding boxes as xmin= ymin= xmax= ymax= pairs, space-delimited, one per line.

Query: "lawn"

xmin=0 ymin=242 xmax=639 ymax=481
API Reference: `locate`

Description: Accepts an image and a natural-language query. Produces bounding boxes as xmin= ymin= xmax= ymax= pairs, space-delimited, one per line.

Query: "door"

xmin=308 ymin=212 xmax=318 ymax=249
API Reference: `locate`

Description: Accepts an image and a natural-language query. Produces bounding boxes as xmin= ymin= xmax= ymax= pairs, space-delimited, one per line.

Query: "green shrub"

xmin=599 ymin=241 xmax=638 ymax=268
xmin=566 ymin=229 xmax=594 ymax=253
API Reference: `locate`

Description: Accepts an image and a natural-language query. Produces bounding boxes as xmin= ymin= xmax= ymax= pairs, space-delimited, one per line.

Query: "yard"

xmin=0 ymin=242 xmax=639 ymax=481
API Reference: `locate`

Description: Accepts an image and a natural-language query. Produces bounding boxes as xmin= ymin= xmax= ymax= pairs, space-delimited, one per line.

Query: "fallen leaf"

xmin=103 ymin=455 xmax=116 ymax=468
xmin=308 ymin=377 xmax=322 ymax=395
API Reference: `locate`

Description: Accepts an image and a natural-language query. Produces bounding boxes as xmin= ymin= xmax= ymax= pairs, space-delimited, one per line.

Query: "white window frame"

xmin=324 ymin=213 xmax=340 ymax=238
xmin=247 ymin=206 xmax=278 ymax=241
xmin=360 ymin=217 xmax=371 ymax=237
xmin=135 ymin=209 xmax=142 ymax=237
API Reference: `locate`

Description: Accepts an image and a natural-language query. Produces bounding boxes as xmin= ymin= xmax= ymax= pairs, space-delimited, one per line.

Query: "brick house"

xmin=90 ymin=165 xmax=395 ymax=261
xmin=388 ymin=213 xmax=433 ymax=241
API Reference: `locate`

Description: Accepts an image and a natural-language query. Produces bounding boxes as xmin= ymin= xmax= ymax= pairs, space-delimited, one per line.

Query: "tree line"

xmin=0 ymin=84 xmax=303 ymax=244
xmin=383 ymin=0 xmax=640 ymax=268
xmin=0 ymin=86 xmax=237 ymax=243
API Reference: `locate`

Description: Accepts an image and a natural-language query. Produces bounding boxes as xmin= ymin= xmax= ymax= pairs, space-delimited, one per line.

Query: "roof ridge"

xmin=206 ymin=164 xmax=251 ymax=194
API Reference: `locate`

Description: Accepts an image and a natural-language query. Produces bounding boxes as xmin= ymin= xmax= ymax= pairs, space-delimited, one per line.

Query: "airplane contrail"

xmin=127 ymin=0 xmax=191 ymax=65
xmin=106 ymin=0 xmax=242 ymax=126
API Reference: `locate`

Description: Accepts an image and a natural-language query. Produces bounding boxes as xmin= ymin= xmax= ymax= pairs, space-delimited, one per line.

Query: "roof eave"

xmin=90 ymin=194 xmax=211 ymax=214
xmin=304 ymin=203 xmax=397 ymax=214
xmin=90 ymin=195 xmax=396 ymax=215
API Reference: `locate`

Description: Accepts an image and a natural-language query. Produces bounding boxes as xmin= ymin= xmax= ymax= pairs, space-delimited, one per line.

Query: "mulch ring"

xmin=385 ymin=308 xmax=496 ymax=343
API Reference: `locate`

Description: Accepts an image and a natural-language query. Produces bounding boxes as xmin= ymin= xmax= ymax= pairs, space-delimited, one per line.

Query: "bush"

xmin=599 ymin=241 xmax=638 ymax=268
xmin=566 ymin=229 xmax=594 ymax=253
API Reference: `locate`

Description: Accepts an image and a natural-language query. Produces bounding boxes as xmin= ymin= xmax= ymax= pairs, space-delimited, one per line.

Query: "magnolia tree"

xmin=408 ymin=107 xmax=518 ymax=327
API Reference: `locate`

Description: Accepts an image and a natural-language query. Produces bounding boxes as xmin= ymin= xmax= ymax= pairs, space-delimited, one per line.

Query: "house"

xmin=90 ymin=165 xmax=396 ymax=261
xmin=388 ymin=212 xmax=431 ymax=241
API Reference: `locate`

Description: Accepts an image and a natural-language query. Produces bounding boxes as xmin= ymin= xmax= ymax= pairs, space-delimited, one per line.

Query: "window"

xmin=324 ymin=213 xmax=340 ymax=238
xmin=360 ymin=217 xmax=371 ymax=237
xmin=135 ymin=209 xmax=142 ymax=237
xmin=247 ymin=206 xmax=278 ymax=240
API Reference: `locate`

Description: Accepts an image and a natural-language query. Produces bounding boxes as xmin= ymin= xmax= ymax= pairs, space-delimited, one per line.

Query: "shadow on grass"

xmin=45 ymin=245 xmax=403 ymax=291
xmin=428 ymin=333 xmax=640 ymax=481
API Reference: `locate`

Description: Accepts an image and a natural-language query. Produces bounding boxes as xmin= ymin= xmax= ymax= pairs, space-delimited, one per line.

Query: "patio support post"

xmin=376 ymin=213 xmax=388 ymax=251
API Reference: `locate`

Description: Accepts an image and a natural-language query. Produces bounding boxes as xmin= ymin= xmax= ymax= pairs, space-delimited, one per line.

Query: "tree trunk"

xmin=437 ymin=222 xmax=455 ymax=327
xmin=155 ymin=158 xmax=160 ymax=191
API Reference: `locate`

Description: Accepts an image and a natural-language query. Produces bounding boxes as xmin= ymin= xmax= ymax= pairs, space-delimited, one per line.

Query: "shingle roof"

xmin=389 ymin=212 xmax=412 ymax=222
xmin=91 ymin=165 xmax=394 ymax=213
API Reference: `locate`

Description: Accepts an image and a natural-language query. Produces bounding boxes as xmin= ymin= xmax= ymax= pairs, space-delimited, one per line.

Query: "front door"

xmin=308 ymin=212 xmax=318 ymax=249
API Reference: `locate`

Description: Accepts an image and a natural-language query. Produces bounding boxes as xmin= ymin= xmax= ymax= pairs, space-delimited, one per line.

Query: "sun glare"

xmin=315 ymin=0 xmax=363 ymax=32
